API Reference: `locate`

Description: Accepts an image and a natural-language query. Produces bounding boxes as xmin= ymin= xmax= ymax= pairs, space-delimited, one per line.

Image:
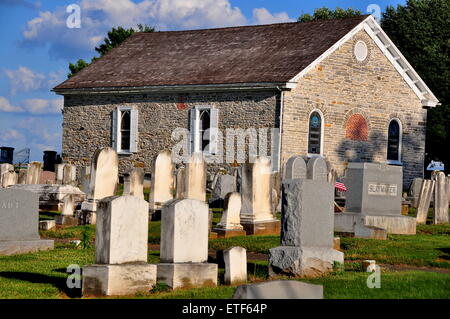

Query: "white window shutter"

xmin=189 ymin=108 xmax=197 ymax=154
xmin=130 ymin=108 xmax=139 ymax=153
xmin=111 ymin=108 xmax=118 ymax=151
xmin=209 ymin=107 xmax=219 ymax=154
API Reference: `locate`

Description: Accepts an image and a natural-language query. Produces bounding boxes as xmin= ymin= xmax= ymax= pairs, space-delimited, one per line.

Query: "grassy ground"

xmin=0 ymin=208 xmax=448 ymax=299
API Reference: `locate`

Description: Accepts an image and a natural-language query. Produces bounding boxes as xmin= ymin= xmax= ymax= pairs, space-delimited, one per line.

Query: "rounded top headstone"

xmin=306 ymin=156 xmax=328 ymax=181
xmin=284 ymin=156 xmax=307 ymax=180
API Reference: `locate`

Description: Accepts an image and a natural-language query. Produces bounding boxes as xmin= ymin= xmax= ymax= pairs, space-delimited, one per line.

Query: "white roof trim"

xmin=289 ymin=15 xmax=439 ymax=107
xmin=364 ymin=16 xmax=439 ymax=107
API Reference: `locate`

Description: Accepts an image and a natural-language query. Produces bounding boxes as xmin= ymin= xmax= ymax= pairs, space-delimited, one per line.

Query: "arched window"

xmin=387 ymin=119 xmax=402 ymax=163
xmin=308 ymin=110 xmax=324 ymax=155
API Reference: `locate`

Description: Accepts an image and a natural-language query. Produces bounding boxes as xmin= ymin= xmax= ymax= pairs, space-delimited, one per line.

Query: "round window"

xmin=354 ymin=40 xmax=368 ymax=62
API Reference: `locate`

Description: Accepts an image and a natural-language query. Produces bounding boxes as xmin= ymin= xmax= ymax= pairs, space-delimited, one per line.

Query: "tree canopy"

xmin=67 ymin=24 xmax=154 ymax=78
xmin=381 ymin=0 xmax=449 ymax=172
xmin=298 ymin=7 xmax=362 ymax=22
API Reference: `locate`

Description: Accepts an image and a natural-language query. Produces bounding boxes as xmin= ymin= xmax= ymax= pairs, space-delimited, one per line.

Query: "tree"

xmin=381 ymin=0 xmax=450 ymax=173
xmin=67 ymin=24 xmax=155 ymax=78
xmin=298 ymin=7 xmax=362 ymax=22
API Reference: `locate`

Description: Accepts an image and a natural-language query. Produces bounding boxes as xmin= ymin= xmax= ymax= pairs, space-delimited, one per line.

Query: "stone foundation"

xmin=157 ymin=263 xmax=218 ymax=289
xmin=241 ymin=220 xmax=280 ymax=236
xmin=268 ymin=246 xmax=344 ymax=278
xmin=211 ymin=228 xmax=247 ymax=238
xmin=82 ymin=263 xmax=157 ymax=296
xmin=334 ymin=212 xmax=416 ymax=235
xmin=0 ymin=240 xmax=54 ymax=256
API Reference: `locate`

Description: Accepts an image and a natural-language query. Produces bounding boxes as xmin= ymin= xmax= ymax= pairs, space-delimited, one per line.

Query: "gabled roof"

xmin=54 ymin=16 xmax=368 ymax=90
xmin=53 ymin=15 xmax=438 ymax=107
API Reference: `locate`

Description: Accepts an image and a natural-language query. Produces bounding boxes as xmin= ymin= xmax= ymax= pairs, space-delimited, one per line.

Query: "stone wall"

xmin=62 ymin=91 xmax=280 ymax=176
xmin=281 ymin=29 xmax=427 ymax=188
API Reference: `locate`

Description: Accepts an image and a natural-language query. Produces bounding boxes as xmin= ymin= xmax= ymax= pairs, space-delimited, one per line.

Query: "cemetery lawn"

xmin=0 ymin=220 xmax=448 ymax=299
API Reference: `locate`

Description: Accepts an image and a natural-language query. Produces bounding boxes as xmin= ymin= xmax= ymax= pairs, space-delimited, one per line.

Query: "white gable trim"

xmin=289 ymin=15 xmax=439 ymax=107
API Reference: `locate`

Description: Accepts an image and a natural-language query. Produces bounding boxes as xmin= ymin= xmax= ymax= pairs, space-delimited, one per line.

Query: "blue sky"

xmin=0 ymin=0 xmax=406 ymax=162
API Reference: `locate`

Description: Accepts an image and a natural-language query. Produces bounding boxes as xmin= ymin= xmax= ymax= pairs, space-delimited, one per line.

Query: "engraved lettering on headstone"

xmin=368 ymin=183 xmax=397 ymax=196
xmin=1 ymin=201 xmax=20 ymax=209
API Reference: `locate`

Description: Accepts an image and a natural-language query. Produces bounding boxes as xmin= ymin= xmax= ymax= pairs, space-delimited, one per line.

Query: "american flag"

xmin=335 ymin=182 xmax=347 ymax=191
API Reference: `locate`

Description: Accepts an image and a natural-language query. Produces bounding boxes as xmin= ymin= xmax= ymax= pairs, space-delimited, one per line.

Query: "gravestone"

xmin=157 ymin=199 xmax=217 ymax=289
xmin=223 ymin=246 xmax=247 ymax=285
xmin=272 ymin=172 xmax=282 ymax=215
xmin=0 ymin=163 xmax=14 ymax=186
xmin=80 ymin=166 xmax=90 ymax=194
xmin=9 ymin=184 xmax=85 ymax=212
xmin=212 ymin=192 xmax=246 ymax=238
xmin=447 ymin=175 xmax=450 ymax=203
xmin=415 ymin=180 xmax=435 ymax=224
xmin=269 ymin=157 xmax=343 ymax=277
xmin=335 ymin=162 xmax=416 ymax=235
xmin=209 ymin=174 xmax=236 ymax=207
xmin=284 ymin=156 xmax=306 ymax=180
xmin=149 ymin=151 xmax=174 ymax=211
xmin=433 ymin=172 xmax=449 ymax=224
xmin=232 ymin=281 xmax=323 ymax=299
xmin=26 ymin=162 xmax=42 ymax=185
xmin=0 ymin=189 xmax=54 ymax=255
xmin=175 ymin=167 xmax=185 ymax=199
xmin=408 ymin=178 xmax=424 ymax=208
xmin=17 ymin=169 xmax=27 ymax=184
xmin=123 ymin=167 xmax=144 ymax=199
xmin=1 ymin=171 xmax=17 ymax=187
xmin=62 ymin=164 xmax=77 ymax=186
xmin=184 ymin=152 xmax=206 ymax=202
xmin=55 ymin=164 xmax=65 ymax=184
xmin=82 ymin=195 xmax=156 ymax=296
xmin=306 ymin=156 xmax=328 ymax=181
xmin=55 ymin=194 xmax=78 ymax=225
xmin=240 ymin=156 xmax=280 ymax=235
xmin=80 ymin=147 xmax=119 ymax=224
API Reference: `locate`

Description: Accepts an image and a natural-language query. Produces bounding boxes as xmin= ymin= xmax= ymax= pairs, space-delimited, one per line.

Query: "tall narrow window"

xmin=190 ymin=106 xmax=219 ymax=155
xmin=199 ymin=109 xmax=211 ymax=152
xmin=120 ymin=110 xmax=131 ymax=152
xmin=308 ymin=111 xmax=323 ymax=155
xmin=112 ymin=107 xmax=139 ymax=153
xmin=387 ymin=119 xmax=401 ymax=162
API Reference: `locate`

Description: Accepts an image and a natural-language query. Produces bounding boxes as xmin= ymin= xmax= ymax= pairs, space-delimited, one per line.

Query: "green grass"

xmin=0 ymin=247 xmax=448 ymax=299
xmin=341 ymin=233 xmax=450 ymax=268
xmin=40 ymin=221 xmax=450 ymax=269
xmin=8 ymin=212 xmax=450 ymax=299
xmin=209 ymin=235 xmax=279 ymax=254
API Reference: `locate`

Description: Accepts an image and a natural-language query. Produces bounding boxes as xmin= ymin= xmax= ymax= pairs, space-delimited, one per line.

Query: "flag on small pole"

xmin=335 ymin=182 xmax=347 ymax=192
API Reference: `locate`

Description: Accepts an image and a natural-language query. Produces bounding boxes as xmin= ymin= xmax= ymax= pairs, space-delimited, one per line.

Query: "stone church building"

xmin=53 ymin=15 xmax=438 ymax=188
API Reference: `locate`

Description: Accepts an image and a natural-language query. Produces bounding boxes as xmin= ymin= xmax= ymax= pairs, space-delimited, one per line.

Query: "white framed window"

xmin=387 ymin=118 xmax=402 ymax=164
xmin=189 ymin=105 xmax=219 ymax=155
xmin=112 ymin=106 xmax=139 ymax=154
xmin=307 ymin=109 xmax=324 ymax=157
xmin=354 ymin=40 xmax=368 ymax=62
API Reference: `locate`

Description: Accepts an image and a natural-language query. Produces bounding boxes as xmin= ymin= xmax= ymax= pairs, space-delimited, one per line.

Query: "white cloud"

xmin=0 ymin=129 xmax=25 ymax=142
xmin=0 ymin=96 xmax=63 ymax=114
xmin=20 ymin=0 xmax=292 ymax=60
xmin=252 ymin=8 xmax=294 ymax=25
xmin=0 ymin=96 xmax=23 ymax=112
xmin=4 ymin=66 xmax=65 ymax=95
xmin=22 ymin=98 xmax=63 ymax=114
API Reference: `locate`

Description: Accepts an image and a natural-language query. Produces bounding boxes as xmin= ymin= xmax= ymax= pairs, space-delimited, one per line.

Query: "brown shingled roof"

xmin=54 ymin=16 xmax=369 ymax=90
